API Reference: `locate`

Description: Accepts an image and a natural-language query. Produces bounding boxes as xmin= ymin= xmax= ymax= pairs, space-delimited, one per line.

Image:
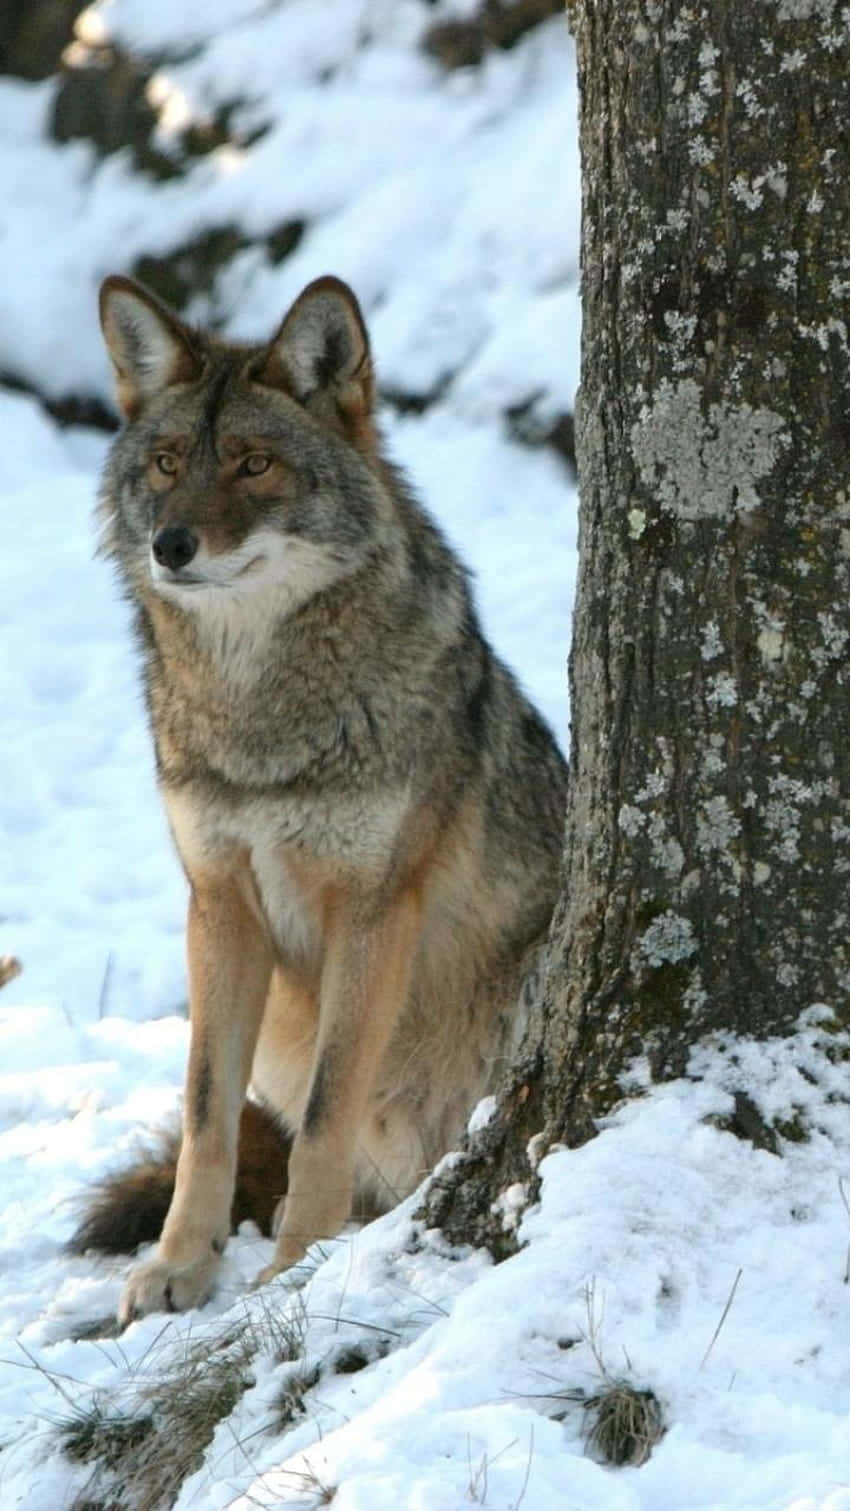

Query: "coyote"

xmin=78 ymin=273 xmax=566 ymax=1321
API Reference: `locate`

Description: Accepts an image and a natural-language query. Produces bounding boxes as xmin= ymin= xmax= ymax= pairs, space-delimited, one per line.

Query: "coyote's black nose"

xmin=152 ymin=525 xmax=199 ymax=572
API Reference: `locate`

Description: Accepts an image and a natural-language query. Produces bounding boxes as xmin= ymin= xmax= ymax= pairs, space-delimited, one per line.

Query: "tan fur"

xmin=89 ymin=272 xmax=567 ymax=1322
xmin=0 ymin=956 xmax=21 ymax=991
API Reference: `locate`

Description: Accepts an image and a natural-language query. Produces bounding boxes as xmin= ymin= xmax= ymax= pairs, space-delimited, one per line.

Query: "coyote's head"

xmin=98 ymin=274 xmax=393 ymax=614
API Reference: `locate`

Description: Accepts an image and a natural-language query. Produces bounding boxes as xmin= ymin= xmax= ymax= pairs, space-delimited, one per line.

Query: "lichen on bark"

xmin=630 ymin=380 xmax=789 ymax=521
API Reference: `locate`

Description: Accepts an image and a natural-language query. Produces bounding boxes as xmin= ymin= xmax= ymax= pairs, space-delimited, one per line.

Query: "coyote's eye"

xmin=239 ymin=453 xmax=272 ymax=478
xmin=155 ymin=452 xmax=179 ymax=476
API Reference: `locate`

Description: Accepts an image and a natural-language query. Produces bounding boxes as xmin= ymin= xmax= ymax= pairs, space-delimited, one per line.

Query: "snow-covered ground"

xmin=1 ymin=4 xmax=848 ymax=1508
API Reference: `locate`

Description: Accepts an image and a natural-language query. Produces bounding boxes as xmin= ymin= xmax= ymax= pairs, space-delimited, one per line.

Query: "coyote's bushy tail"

xmin=68 ymin=1101 xmax=292 ymax=1254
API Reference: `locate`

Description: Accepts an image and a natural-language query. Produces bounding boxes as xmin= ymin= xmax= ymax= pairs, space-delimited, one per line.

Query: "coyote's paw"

xmin=119 ymin=1250 xmax=222 ymax=1325
xmin=252 ymin=1231 xmax=308 ymax=1290
xmin=252 ymin=1260 xmax=286 ymax=1290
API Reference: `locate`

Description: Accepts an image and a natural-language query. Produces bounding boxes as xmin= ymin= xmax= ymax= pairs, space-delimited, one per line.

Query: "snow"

xmin=0 ymin=3 xmax=847 ymax=1509
xmin=0 ymin=9 xmax=578 ymax=403
xmin=4 ymin=1014 xmax=850 ymax=1509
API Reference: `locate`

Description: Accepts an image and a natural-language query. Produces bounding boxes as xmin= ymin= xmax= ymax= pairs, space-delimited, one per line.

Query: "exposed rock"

xmin=505 ymin=398 xmax=576 ymax=476
xmin=422 ymin=0 xmax=564 ymax=70
xmin=130 ymin=218 xmax=307 ymax=318
xmin=51 ymin=37 xmax=270 ymax=181
xmin=0 ymin=0 xmax=86 ymax=82
xmin=51 ymin=41 xmax=176 ymax=179
xmin=0 ymin=370 xmax=118 ymax=433
xmin=132 ymin=227 xmax=250 ymax=314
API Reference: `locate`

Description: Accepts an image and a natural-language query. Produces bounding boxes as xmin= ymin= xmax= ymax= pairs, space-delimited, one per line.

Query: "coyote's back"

xmin=82 ymin=272 xmax=567 ymax=1321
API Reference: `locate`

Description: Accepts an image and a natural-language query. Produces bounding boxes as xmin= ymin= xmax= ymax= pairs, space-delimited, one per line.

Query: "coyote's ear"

xmin=258 ymin=276 xmax=374 ymax=419
xmin=99 ymin=276 xmax=201 ymax=418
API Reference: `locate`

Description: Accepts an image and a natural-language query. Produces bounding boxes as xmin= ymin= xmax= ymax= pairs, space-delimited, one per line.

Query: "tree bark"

xmin=426 ymin=0 xmax=850 ymax=1249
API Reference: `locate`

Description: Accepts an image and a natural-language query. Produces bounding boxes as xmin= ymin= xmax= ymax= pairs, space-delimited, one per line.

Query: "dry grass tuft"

xmin=556 ymin=1281 xmax=666 ymax=1468
xmin=62 ymin=1400 xmax=155 ymax=1472
xmin=332 ymin=1343 xmax=370 ymax=1375
xmin=584 ymin=1382 xmax=664 ymax=1467
xmin=51 ymin=1277 xmax=407 ymax=1506
xmin=329 ymin=1333 xmax=392 ymax=1376
xmin=274 ymin=1460 xmax=337 ymax=1506
xmin=56 ymin=1298 xmax=308 ymax=1511
xmin=274 ymin=1362 xmax=321 ymax=1432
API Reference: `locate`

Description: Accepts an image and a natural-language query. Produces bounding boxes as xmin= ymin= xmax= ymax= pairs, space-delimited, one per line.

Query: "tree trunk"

xmin=426 ymin=0 xmax=850 ymax=1250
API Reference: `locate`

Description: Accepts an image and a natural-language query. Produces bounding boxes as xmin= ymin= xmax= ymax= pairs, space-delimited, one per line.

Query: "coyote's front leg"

xmin=255 ymin=888 xmax=421 ymax=1285
xmin=119 ymin=874 xmax=273 ymax=1324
